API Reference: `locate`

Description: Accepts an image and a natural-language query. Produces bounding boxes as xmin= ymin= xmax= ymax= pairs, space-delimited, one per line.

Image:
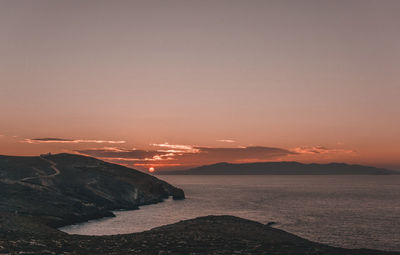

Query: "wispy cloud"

xmin=77 ymin=148 xmax=158 ymax=158
xmin=216 ymin=139 xmax=236 ymax=143
xmin=183 ymin=146 xmax=295 ymax=164
xmin=77 ymin=144 xmax=295 ymax=169
xmin=292 ymin=146 xmax=354 ymax=154
xmin=151 ymin=143 xmax=200 ymax=153
xmin=22 ymin=138 xmax=126 ymax=144
xmin=72 ymin=142 xmax=355 ymax=170
xmin=76 ymin=147 xmax=178 ymax=167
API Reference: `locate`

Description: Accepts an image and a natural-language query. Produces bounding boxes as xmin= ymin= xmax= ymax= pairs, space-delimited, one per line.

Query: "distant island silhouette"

xmin=158 ymin=162 xmax=398 ymax=175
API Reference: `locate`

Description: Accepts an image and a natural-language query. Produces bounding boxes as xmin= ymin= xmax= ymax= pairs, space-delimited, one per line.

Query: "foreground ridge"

xmin=1 ymin=214 xmax=399 ymax=254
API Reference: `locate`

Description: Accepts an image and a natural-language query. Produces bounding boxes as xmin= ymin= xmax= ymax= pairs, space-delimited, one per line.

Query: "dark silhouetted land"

xmin=158 ymin=162 xmax=398 ymax=175
xmin=0 ymin=153 xmax=184 ymax=227
xmin=1 ymin=154 xmax=398 ymax=254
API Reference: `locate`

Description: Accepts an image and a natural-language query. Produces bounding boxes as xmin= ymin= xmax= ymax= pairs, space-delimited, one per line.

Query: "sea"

xmin=59 ymin=175 xmax=400 ymax=251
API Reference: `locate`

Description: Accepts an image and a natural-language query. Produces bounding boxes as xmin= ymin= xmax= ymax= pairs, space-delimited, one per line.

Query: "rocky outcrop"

xmin=171 ymin=188 xmax=185 ymax=200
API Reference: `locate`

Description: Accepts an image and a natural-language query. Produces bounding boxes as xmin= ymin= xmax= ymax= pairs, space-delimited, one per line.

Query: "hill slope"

xmin=0 ymin=153 xmax=184 ymax=227
xmin=158 ymin=161 xmax=398 ymax=175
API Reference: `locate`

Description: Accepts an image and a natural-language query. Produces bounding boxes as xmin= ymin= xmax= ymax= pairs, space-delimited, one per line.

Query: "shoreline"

xmin=57 ymin=198 xmax=399 ymax=253
xmin=58 ymin=196 xmax=178 ymax=233
xmin=2 ymin=213 xmax=399 ymax=255
xmin=59 ymin=175 xmax=400 ymax=252
xmin=54 ymin=195 xmax=182 ymax=230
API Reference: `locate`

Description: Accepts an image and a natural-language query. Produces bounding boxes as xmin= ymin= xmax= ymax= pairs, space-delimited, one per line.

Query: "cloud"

xmin=179 ymin=146 xmax=294 ymax=164
xmin=216 ymin=139 xmax=236 ymax=143
xmin=0 ymin=134 xmax=18 ymax=138
xmin=73 ymin=143 xmax=354 ymax=170
xmin=22 ymin=138 xmax=126 ymax=144
xmin=76 ymin=147 xmax=178 ymax=167
xmin=76 ymin=148 xmax=159 ymax=158
xmin=151 ymin=143 xmax=200 ymax=153
xmin=76 ymin=144 xmax=295 ymax=169
xmin=291 ymin=146 xmax=354 ymax=154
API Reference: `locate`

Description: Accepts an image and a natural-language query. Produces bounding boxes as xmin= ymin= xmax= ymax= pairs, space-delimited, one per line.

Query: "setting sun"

xmin=148 ymin=167 xmax=155 ymax=173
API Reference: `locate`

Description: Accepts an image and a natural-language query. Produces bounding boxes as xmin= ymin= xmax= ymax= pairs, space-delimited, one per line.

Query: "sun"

xmin=148 ymin=167 xmax=155 ymax=173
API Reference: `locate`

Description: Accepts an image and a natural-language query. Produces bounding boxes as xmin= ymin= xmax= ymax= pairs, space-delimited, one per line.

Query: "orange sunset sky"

xmin=1 ymin=1 xmax=399 ymax=171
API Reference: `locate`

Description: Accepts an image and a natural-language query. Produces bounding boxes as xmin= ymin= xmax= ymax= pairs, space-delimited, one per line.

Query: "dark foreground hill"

xmin=1 ymin=154 xmax=398 ymax=254
xmin=158 ymin=161 xmax=398 ymax=175
xmin=1 ymin=214 xmax=399 ymax=255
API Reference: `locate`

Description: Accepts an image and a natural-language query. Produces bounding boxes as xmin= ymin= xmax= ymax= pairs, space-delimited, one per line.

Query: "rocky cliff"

xmin=0 ymin=153 xmax=184 ymax=227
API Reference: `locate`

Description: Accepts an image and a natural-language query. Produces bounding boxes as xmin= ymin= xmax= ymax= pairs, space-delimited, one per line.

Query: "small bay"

xmin=60 ymin=175 xmax=400 ymax=251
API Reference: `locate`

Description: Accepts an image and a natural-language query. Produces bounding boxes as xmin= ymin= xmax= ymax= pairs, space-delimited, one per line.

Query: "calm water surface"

xmin=60 ymin=175 xmax=400 ymax=251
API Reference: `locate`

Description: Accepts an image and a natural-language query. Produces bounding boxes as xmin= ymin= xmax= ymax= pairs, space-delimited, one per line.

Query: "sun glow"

xmin=148 ymin=167 xmax=155 ymax=173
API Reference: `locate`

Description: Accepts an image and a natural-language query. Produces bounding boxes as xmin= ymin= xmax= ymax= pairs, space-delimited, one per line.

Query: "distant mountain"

xmin=158 ymin=161 xmax=398 ymax=175
xmin=0 ymin=153 xmax=184 ymax=227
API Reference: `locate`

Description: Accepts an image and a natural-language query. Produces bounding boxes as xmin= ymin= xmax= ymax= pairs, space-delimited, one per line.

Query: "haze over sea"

xmin=60 ymin=175 xmax=400 ymax=252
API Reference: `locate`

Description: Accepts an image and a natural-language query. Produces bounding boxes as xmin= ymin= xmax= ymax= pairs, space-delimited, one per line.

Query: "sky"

xmin=1 ymin=0 xmax=399 ymax=171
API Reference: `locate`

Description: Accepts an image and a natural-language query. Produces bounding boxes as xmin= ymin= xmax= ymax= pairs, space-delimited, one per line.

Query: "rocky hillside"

xmin=0 ymin=153 xmax=184 ymax=227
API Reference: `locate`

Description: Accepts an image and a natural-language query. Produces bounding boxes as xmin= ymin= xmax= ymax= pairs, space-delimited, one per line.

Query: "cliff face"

xmin=0 ymin=153 xmax=184 ymax=227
